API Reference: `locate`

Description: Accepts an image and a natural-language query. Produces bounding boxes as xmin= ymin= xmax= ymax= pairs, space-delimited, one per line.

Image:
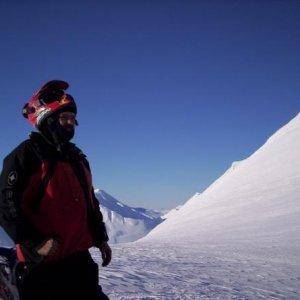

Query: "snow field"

xmin=92 ymin=242 xmax=300 ymax=299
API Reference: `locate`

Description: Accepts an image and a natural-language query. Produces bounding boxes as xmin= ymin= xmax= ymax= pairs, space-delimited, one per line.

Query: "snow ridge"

xmin=95 ymin=189 xmax=163 ymax=243
xmin=142 ymin=113 xmax=300 ymax=257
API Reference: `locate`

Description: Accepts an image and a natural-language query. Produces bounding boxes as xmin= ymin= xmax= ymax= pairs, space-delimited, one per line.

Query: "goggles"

xmin=22 ymin=80 xmax=77 ymax=128
xmin=39 ymin=89 xmax=65 ymax=105
xmin=22 ymin=90 xmax=75 ymax=118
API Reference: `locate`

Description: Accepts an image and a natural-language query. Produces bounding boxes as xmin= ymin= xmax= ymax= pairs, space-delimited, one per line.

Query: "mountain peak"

xmin=94 ymin=189 xmax=163 ymax=243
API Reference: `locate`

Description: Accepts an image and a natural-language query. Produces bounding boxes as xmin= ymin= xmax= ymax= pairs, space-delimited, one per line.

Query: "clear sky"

xmin=0 ymin=1 xmax=299 ymax=210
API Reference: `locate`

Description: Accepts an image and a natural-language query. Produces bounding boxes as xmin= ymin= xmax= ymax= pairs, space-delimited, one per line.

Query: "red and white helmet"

xmin=22 ymin=80 xmax=77 ymax=128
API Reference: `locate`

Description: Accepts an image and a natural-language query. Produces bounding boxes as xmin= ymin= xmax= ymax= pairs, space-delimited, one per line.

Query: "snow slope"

xmin=93 ymin=113 xmax=300 ymax=299
xmin=143 ymin=113 xmax=300 ymax=252
xmin=0 ymin=228 xmax=13 ymax=247
xmin=161 ymin=204 xmax=182 ymax=219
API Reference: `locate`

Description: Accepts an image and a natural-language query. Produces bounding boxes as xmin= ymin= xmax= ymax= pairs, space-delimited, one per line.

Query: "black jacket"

xmin=0 ymin=132 xmax=108 ymax=261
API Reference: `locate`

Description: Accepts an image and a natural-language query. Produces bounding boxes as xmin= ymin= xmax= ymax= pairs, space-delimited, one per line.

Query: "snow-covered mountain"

xmin=94 ymin=189 xmax=163 ymax=244
xmin=94 ymin=113 xmax=300 ymax=299
xmin=142 ymin=113 xmax=300 ymax=255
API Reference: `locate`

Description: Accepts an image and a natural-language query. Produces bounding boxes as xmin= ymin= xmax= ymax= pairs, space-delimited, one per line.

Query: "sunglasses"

xmin=58 ymin=112 xmax=78 ymax=126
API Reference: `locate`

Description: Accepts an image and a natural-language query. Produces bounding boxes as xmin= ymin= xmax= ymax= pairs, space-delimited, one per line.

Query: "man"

xmin=0 ymin=80 xmax=111 ymax=299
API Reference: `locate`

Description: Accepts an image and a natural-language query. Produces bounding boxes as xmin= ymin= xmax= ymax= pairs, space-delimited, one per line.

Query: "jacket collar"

xmin=29 ymin=131 xmax=82 ymax=160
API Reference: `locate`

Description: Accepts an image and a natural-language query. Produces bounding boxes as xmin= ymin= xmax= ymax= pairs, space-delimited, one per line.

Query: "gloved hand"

xmin=36 ymin=238 xmax=59 ymax=256
xmin=18 ymin=238 xmax=59 ymax=264
xmin=98 ymin=242 xmax=112 ymax=267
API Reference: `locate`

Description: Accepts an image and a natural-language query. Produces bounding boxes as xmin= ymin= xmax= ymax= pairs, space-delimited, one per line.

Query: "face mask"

xmin=40 ymin=111 xmax=77 ymax=151
xmin=56 ymin=111 xmax=77 ymax=142
xmin=56 ymin=123 xmax=75 ymax=142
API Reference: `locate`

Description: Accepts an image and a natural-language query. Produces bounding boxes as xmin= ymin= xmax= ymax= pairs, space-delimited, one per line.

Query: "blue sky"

xmin=0 ymin=1 xmax=299 ymax=210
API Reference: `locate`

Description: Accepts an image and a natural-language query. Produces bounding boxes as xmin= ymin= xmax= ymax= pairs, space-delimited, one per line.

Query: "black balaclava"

xmin=39 ymin=108 xmax=76 ymax=153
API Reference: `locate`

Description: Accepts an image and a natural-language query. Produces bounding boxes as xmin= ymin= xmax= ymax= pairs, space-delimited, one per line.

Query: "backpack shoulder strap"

xmin=26 ymin=138 xmax=57 ymax=214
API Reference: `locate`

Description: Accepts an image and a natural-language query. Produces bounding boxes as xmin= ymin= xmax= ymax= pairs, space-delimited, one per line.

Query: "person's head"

xmin=22 ymin=80 xmax=78 ymax=147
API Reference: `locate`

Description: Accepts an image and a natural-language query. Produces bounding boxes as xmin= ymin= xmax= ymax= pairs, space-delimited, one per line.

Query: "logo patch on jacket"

xmin=7 ymin=171 xmax=18 ymax=186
